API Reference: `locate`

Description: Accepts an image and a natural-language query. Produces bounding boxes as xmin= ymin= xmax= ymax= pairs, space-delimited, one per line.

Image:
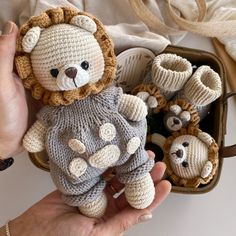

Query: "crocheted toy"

xmin=162 ymin=100 xmax=200 ymax=133
xmin=132 ymin=53 xmax=193 ymax=111
xmin=174 ymin=65 xmax=222 ymax=120
xmin=15 ymin=7 xmax=155 ymax=218
xmin=133 ymin=54 xmax=222 ymax=132
xmin=149 ymin=127 xmax=219 ymax=188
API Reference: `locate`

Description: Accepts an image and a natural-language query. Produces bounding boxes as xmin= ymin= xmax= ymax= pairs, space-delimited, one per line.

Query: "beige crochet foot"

xmin=125 ymin=174 xmax=155 ymax=209
xmin=78 ymin=192 xmax=107 ymax=218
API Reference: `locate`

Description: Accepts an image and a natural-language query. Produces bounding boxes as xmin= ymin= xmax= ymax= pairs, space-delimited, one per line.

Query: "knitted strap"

xmin=129 ymin=0 xmax=236 ymax=37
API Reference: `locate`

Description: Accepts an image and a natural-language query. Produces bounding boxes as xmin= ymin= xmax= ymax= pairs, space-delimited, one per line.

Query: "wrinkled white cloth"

xmin=0 ymin=0 xmax=236 ymax=58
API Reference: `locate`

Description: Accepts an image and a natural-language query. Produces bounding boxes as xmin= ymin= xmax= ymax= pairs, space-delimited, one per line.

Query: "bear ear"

xmin=198 ymin=131 xmax=213 ymax=147
xmin=70 ymin=15 xmax=97 ymax=34
xmin=22 ymin=26 xmax=42 ymax=53
xmin=201 ymin=161 xmax=213 ymax=178
xmin=170 ymin=105 xmax=182 ymax=115
xmin=180 ymin=111 xmax=191 ymax=122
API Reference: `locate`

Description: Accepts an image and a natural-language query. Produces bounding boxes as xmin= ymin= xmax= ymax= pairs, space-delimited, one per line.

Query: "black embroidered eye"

xmin=81 ymin=61 xmax=89 ymax=70
xmin=182 ymin=142 xmax=189 ymax=147
xmin=50 ymin=69 xmax=59 ymax=78
xmin=182 ymin=161 xmax=189 ymax=168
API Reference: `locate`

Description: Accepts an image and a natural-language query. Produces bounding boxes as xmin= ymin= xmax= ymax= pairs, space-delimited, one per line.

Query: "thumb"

xmin=102 ymin=208 xmax=152 ymax=235
xmin=0 ymin=21 xmax=18 ymax=75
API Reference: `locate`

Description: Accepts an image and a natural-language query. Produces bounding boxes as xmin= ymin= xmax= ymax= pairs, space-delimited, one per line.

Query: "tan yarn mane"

xmin=163 ymin=99 xmax=201 ymax=127
xmin=132 ymin=84 xmax=167 ymax=113
xmin=163 ymin=126 xmax=219 ymax=188
xmin=15 ymin=7 xmax=116 ymax=106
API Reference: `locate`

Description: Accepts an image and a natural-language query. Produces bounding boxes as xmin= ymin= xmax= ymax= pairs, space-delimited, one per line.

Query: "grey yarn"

xmin=37 ymin=86 xmax=152 ymax=206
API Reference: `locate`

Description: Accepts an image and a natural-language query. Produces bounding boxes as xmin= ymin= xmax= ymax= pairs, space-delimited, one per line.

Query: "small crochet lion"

xmin=150 ymin=127 xmax=219 ymax=188
xmin=15 ymin=7 xmax=155 ymax=218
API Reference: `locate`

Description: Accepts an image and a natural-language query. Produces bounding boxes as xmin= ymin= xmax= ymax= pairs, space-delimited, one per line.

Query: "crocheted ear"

xmin=22 ymin=26 xmax=41 ymax=53
xmin=70 ymin=15 xmax=97 ymax=34
xmin=180 ymin=111 xmax=191 ymax=122
xmin=201 ymin=161 xmax=213 ymax=178
xmin=170 ymin=104 xmax=182 ymax=115
xmin=198 ymin=131 xmax=214 ymax=147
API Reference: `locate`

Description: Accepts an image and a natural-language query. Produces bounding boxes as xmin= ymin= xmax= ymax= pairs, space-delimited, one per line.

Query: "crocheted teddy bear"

xmin=15 ymin=7 xmax=155 ymax=218
xmin=133 ymin=54 xmax=222 ymax=132
xmin=149 ymin=127 xmax=219 ymax=187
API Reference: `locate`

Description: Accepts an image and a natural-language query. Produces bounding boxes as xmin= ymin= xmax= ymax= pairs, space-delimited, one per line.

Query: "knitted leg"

xmin=152 ymin=54 xmax=193 ymax=100
xmin=175 ymin=66 xmax=222 ymax=119
xmin=63 ymin=180 xmax=107 ymax=218
xmin=78 ymin=192 xmax=107 ymax=218
xmin=116 ymin=149 xmax=155 ymax=209
xmin=50 ymin=162 xmax=107 ymax=218
xmin=125 ymin=173 xmax=155 ymax=209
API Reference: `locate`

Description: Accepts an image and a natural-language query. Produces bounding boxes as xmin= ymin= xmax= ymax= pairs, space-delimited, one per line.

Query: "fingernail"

xmin=0 ymin=157 xmax=14 ymax=171
xmin=138 ymin=214 xmax=152 ymax=223
xmin=2 ymin=22 xmax=14 ymax=35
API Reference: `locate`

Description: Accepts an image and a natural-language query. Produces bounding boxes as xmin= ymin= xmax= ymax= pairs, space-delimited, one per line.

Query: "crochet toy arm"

xmin=23 ymin=120 xmax=47 ymax=153
xmin=118 ymin=94 xmax=148 ymax=121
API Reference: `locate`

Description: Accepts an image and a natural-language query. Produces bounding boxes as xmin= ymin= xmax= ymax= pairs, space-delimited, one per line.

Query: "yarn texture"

xmin=18 ymin=7 xmax=155 ymax=218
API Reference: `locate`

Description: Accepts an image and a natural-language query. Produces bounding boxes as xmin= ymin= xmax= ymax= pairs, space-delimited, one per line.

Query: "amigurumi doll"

xmin=15 ymin=7 xmax=155 ymax=218
xmin=149 ymin=127 xmax=219 ymax=188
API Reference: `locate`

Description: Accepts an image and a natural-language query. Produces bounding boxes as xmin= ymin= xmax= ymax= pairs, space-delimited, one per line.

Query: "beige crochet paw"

xmin=23 ymin=120 xmax=46 ymax=153
xmin=125 ymin=174 xmax=155 ymax=209
xmin=136 ymin=92 xmax=158 ymax=109
xmin=78 ymin=193 xmax=107 ymax=218
xmin=119 ymin=94 xmax=148 ymax=121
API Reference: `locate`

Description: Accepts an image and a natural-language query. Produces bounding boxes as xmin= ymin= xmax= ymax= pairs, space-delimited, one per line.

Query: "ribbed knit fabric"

xmin=169 ymin=135 xmax=209 ymax=179
xmin=36 ymin=86 xmax=153 ymax=215
xmin=152 ymin=54 xmax=193 ymax=100
xmin=175 ymin=66 xmax=222 ymax=119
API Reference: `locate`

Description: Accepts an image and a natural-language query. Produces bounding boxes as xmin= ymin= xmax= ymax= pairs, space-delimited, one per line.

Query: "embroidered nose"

xmin=176 ymin=149 xmax=183 ymax=158
xmin=173 ymin=118 xmax=180 ymax=125
xmin=65 ymin=67 xmax=77 ymax=79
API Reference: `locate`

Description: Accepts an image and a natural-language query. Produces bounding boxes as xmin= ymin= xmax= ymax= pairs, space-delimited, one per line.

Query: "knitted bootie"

xmin=175 ymin=65 xmax=222 ymax=120
xmin=152 ymin=53 xmax=193 ymax=100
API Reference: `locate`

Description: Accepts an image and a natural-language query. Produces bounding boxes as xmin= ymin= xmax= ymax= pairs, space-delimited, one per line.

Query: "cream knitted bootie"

xmin=152 ymin=53 xmax=193 ymax=100
xmin=175 ymin=66 xmax=222 ymax=119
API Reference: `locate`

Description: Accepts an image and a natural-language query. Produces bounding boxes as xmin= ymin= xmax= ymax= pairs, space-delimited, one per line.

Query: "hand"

xmin=0 ymin=22 xmax=42 ymax=158
xmin=9 ymin=155 xmax=171 ymax=236
xmin=0 ymin=22 xmax=28 ymax=157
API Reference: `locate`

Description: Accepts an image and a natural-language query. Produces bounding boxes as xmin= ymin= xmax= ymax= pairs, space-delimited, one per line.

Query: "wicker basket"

xmin=28 ymin=45 xmax=236 ymax=194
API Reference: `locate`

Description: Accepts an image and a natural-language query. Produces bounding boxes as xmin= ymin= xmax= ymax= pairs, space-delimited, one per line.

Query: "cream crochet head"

xmin=15 ymin=7 xmax=116 ymax=106
xmin=163 ymin=127 xmax=219 ymax=188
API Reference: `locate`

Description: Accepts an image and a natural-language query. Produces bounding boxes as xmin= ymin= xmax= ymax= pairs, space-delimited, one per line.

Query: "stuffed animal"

xmin=163 ymin=100 xmax=200 ymax=133
xmin=133 ymin=54 xmax=222 ymax=132
xmin=15 ymin=7 xmax=155 ymax=218
xmin=149 ymin=127 xmax=219 ymax=188
xmin=132 ymin=53 xmax=193 ymax=111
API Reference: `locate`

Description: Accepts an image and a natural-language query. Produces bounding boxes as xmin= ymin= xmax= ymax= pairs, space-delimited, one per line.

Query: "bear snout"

xmin=65 ymin=67 xmax=78 ymax=79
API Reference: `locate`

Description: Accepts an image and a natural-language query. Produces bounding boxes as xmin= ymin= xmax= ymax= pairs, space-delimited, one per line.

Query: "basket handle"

xmin=129 ymin=0 xmax=236 ymax=37
xmin=220 ymin=92 xmax=236 ymax=158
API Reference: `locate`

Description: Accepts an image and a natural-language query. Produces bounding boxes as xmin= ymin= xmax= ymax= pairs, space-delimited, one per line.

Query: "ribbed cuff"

xmin=184 ymin=66 xmax=222 ymax=106
xmin=152 ymin=53 xmax=192 ymax=92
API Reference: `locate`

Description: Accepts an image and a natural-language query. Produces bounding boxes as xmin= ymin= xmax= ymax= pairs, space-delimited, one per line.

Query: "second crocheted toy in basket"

xmin=15 ymin=7 xmax=155 ymax=218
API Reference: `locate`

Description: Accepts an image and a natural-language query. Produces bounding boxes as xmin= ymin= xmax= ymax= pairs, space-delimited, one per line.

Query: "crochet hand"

xmin=9 ymin=156 xmax=171 ymax=236
xmin=0 ymin=22 xmax=39 ymax=158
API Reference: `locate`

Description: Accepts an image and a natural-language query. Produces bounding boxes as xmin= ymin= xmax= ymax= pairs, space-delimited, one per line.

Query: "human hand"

xmin=9 ymin=155 xmax=171 ymax=236
xmin=0 ymin=22 xmax=28 ymax=158
xmin=0 ymin=21 xmax=42 ymax=159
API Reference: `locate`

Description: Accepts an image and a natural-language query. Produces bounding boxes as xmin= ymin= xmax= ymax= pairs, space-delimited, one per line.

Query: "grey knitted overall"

xmin=37 ymin=86 xmax=154 ymax=207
